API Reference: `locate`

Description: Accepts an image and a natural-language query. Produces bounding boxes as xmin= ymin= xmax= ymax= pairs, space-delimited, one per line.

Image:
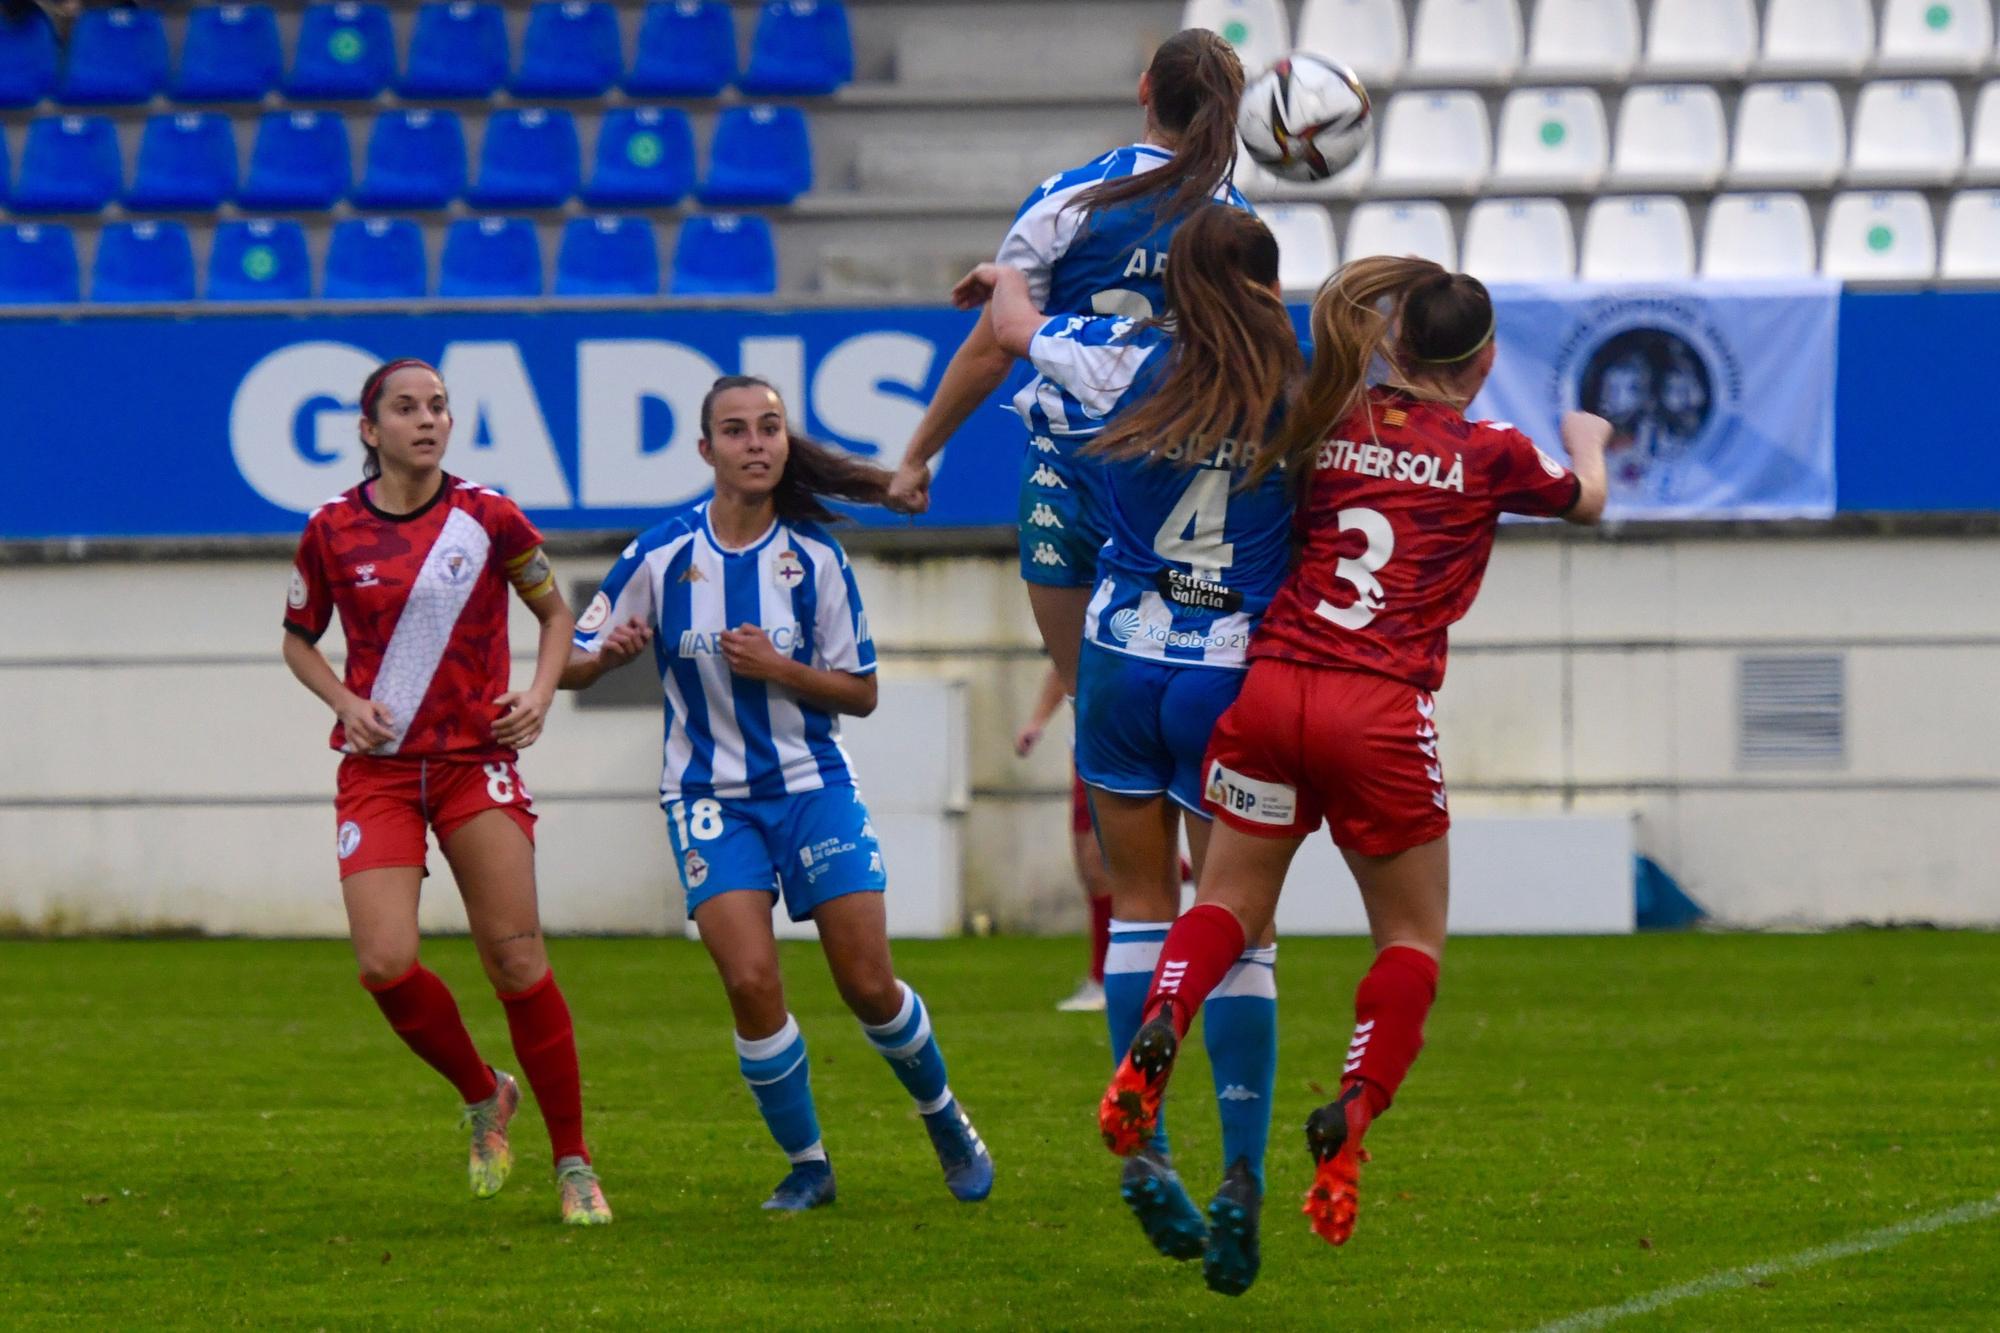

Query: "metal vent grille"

xmin=1737 ymin=654 xmax=1846 ymax=769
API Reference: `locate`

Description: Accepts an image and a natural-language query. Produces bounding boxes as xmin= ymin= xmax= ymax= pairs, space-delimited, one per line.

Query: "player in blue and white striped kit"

xmin=561 ymin=376 xmax=992 ymax=1212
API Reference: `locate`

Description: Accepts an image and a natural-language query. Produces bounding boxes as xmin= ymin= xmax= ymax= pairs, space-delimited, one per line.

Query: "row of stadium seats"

xmin=0 ymin=105 xmax=809 ymax=213
xmin=1192 ymin=0 xmax=2000 ymax=84
xmin=0 ymin=0 xmax=851 ymax=107
xmin=0 ymin=213 xmax=776 ymax=303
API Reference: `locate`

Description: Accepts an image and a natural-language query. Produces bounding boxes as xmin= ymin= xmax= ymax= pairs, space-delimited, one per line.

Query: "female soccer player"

xmin=960 ymin=201 xmax=1301 ymax=1294
xmin=561 ymin=376 xmax=994 ymax=1212
xmin=281 ymin=358 xmax=611 ymax=1225
xmin=1097 ymin=258 xmax=1611 ymax=1252
xmin=1013 ymin=665 xmax=1113 ymax=1013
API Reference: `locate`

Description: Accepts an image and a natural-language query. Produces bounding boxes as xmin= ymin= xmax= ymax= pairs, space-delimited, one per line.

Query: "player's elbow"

xmin=848 ymin=675 xmax=880 ymax=717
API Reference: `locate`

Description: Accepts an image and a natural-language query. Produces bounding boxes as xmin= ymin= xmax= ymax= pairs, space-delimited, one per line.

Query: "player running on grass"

xmin=1097 ymin=258 xmax=1610 ymax=1251
xmin=560 ymin=376 xmax=994 ymax=1213
xmin=280 ymin=358 xmax=611 ymax=1225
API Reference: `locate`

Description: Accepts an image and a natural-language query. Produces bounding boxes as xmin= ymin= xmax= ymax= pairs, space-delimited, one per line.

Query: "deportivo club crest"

xmin=682 ymin=849 xmax=709 ymax=889
xmin=773 ymin=551 xmax=805 ymax=589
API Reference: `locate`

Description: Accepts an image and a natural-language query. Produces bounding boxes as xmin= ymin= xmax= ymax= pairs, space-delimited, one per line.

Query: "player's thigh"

xmin=440 ymin=807 xmax=549 ymax=992
xmin=334 ymin=756 xmax=431 ymax=880
xmin=692 ymin=889 xmax=788 ymax=1038
xmin=1341 ymin=834 xmax=1450 ymax=959
xmin=1160 ymin=664 xmax=1249 ymax=819
xmin=341 ymin=867 xmax=426 ymax=984
xmin=1191 ymin=819 xmax=1304 ymax=945
xmin=1027 ymin=586 xmax=1091 ymax=694
xmin=1075 ymin=645 xmax=1176 ymax=802
xmin=775 ymin=784 xmax=887 ymax=925
xmin=810 ymin=891 xmax=902 ymax=1026
xmin=1087 ymin=788 xmax=1181 ymax=922
xmin=1201 ymin=660 xmax=1321 ymax=841
xmin=1312 ymin=673 xmax=1452 ymax=864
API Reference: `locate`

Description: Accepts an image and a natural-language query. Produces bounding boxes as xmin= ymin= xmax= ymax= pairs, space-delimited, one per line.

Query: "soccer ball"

xmin=1237 ymin=53 xmax=1373 ymax=183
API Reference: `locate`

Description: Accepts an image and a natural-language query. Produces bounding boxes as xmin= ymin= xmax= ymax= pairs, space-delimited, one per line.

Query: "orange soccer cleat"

xmin=1097 ymin=1013 xmax=1180 ymax=1156
xmin=1301 ymin=1083 xmax=1373 ymax=1246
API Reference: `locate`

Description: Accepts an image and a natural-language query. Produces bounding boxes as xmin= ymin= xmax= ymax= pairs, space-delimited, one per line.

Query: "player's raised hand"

xmin=337 ymin=695 xmax=396 ymax=753
xmin=597 ymin=618 xmax=654 ymax=669
xmin=720 ymin=624 xmax=787 ymax=681
xmin=492 ymin=688 xmax=553 ymax=749
xmin=885 ymin=460 xmax=933 ymax=515
xmin=951 ymin=263 xmax=1006 ymax=310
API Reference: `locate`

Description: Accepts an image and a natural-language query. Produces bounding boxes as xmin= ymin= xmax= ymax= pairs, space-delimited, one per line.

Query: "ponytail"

xmin=1075 ymin=28 xmax=1245 ymax=223
xmin=699 ymin=375 xmax=893 ymax=525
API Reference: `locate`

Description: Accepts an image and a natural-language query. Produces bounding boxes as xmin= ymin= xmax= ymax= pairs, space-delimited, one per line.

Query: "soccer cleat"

xmin=1302 ymin=1083 xmax=1372 ymax=1246
xmin=1099 ymin=1012 xmax=1179 ymax=1156
xmin=1055 ymin=977 xmax=1106 ymax=1013
xmin=1203 ymin=1159 xmax=1263 ymax=1296
xmin=1119 ymin=1147 xmax=1207 ymax=1261
xmin=762 ymin=1159 xmax=837 ymax=1212
xmin=460 ymin=1069 xmax=519 ymax=1199
xmin=921 ymin=1099 xmax=994 ymax=1203
xmin=556 ymin=1155 xmax=612 ymax=1226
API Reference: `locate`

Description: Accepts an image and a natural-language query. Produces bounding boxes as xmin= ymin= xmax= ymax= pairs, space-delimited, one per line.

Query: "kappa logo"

xmin=677 ymin=564 xmax=705 ymax=583
xmin=1028 ymin=464 xmax=1067 ymax=489
xmin=1027 ymin=503 xmax=1064 ymax=530
xmin=682 ymin=849 xmax=709 ymax=889
xmin=773 ymin=550 xmax=805 ymax=589
xmin=1217 ymin=1084 xmax=1262 ymax=1102
xmin=1030 ymin=543 xmax=1068 ymax=568
xmin=1030 ymin=435 xmax=1059 ymax=455
xmin=868 ymin=851 xmax=883 ymax=875
xmin=336 ymin=820 xmax=362 ymax=859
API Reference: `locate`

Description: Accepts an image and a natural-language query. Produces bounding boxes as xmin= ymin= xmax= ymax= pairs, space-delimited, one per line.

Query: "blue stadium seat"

xmin=402 ymin=2 xmax=510 ymax=98
xmin=91 ymin=220 xmax=197 ymax=303
xmin=288 ymin=2 xmax=395 ymax=99
xmin=325 ymin=217 xmax=428 ymax=299
xmin=128 ymin=113 xmax=238 ymax=211
xmin=174 ymin=5 xmax=283 ymax=102
xmin=241 ymin=111 xmax=351 ymax=211
xmin=740 ymin=0 xmax=853 ymax=96
xmin=671 ymin=214 xmax=776 ymax=295
xmin=557 ymin=216 xmax=660 ymax=295
xmin=58 ymin=7 xmax=167 ymax=105
xmin=440 ymin=217 xmax=544 ymax=297
xmin=209 ymin=219 xmax=312 ymax=300
xmin=0 ymin=223 xmax=78 ymax=304
xmin=355 ymin=109 xmax=467 ymax=208
xmin=699 ymin=105 xmax=813 ymax=205
xmin=627 ymin=1 xmax=736 ymax=96
xmin=12 ymin=115 xmax=122 ymax=214
xmin=469 ymin=107 xmax=580 ymax=208
xmin=513 ymin=1 xmax=623 ymax=98
xmin=585 ymin=107 xmax=696 ymax=206
xmin=0 ymin=10 xmax=58 ymax=108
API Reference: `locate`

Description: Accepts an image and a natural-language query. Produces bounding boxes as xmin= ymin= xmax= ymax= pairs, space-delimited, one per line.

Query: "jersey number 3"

xmin=1314 ymin=507 xmax=1395 ymax=630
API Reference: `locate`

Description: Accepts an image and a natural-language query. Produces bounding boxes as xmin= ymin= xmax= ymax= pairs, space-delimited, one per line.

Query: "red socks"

xmin=1088 ymin=895 xmax=1113 ymax=983
xmin=363 ymin=963 xmax=498 ymax=1105
xmin=1143 ymin=903 xmax=1248 ymax=1037
xmin=1344 ymin=945 xmax=1440 ymax=1118
xmin=499 ymin=969 xmax=589 ymax=1165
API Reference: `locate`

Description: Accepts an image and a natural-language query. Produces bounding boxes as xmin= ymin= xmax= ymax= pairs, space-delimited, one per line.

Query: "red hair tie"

xmin=361 ymin=358 xmax=439 ymax=416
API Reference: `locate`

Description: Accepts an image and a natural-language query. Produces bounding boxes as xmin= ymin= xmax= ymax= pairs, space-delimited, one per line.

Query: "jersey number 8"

xmin=670 ymin=798 xmax=726 ymax=843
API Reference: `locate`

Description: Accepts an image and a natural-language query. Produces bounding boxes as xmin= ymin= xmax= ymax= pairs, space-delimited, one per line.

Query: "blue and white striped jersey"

xmin=574 ymin=502 xmax=876 ymax=801
xmin=1015 ymin=313 xmax=1294 ymax=671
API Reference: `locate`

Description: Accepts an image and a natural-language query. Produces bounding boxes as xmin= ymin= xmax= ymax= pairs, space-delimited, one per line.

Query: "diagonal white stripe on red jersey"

xmin=373 ymin=508 xmax=492 ymax=755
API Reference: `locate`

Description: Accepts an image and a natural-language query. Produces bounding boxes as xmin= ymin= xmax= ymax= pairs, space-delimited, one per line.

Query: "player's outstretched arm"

xmin=559 ymin=619 xmax=653 ymax=691
xmin=957 ymin=263 xmax=1046 ymax=358
xmin=493 ymin=583 xmax=576 ymax=750
xmin=719 ymin=624 xmax=878 ymax=717
xmin=281 ymin=631 xmax=395 ymax=752
xmin=887 ymin=300 xmax=1018 ymax=515
xmin=1559 ymin=411 xmax=1612 ymax=526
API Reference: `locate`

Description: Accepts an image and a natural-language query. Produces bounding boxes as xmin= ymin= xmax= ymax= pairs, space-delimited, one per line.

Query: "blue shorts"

xmin=664 ymin=783 xmax=887 ymax=923
xmin=1018 ymin=433 xmax=1104 ymax=588
xmin=1074 ymin=642 xmax=1248 ymax=815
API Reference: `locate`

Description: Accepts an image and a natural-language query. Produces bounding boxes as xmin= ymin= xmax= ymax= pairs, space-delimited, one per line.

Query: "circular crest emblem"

xmin=682 ymin=849 xmax=710 ymax=890
xmin=773 ymin=551 xmax=805 ymax=589
xmin=337 ymin=820 xmax=362 ymax=859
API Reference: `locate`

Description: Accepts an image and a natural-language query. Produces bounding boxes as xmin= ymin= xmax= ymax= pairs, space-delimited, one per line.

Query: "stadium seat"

xmin=288 ymin=3 xmax=396 ymax=99
xmin=1643 ymin=0 xmax=1756 ymax=77
xmin=0 ymin=10 xmax=57 ymax=108
xmin=241 ymin=111 xmax=352 ymax=211
xmin=1878 ymin=0 xmax=1993 ymax=73
xmin=325 ymin=217 xmax=428 ymax=299
xmin=699 ymin=105 xmax=814 ymax=206
xmin=1462 ymin=197 xmax=1575 ymax=281
xmin=355 ymin=110 xmax=468 ymax=209
xmin=57 ymin=7 xmax=167 ymax=105
xmin=1822 ymin=191 xmax=1937 ymax=279
xmin=128 ymin=113 xmax=239 ymax=212
xmin=1730 ymin=83 xmax=1846 ymax=189
xmin=556 ymin=215 xmax=661 ymax=295
xmin=441 ymin=217 xmax=545 ymax=298
xmin=402 ymin=2 xmax=510 ymax=98
xmin=1374 ymin=91 xmax=1491 ymax=195
xmin=1181 ymin=0 xmax=1290 ymax=77
xmin=1297 ymin=0 xmax=1404 ymax=85
xmin=0 ymin=223 xmax=78 ymax=303
xmin=1491 ymin=88 xmax=1608 ymax=191
xmin=1611 ymin=85 xmax=1727 ymax=190
xmin=1525 ymin=0 xmax=1637 ymax=79
xmin=90 ymin=220 xmax=197 ymax=302
xmin=628 ymin=1 xmax=738 ymax=96
xmin=1848 ymin=81 xmax=1965 ymax=187
xmin=586 ymin=107 xmax=697 ymax=206
xmin=671 ymin=214 xmax=777 ymax=295
xmin=1967 ymin=84 xmax=2000 ymax=183
xmin=12 ymin=115 xmax=122 ymax=214
xmin=1579 ymin=195 xmax=1694 ymax=280
xmin=1941 ymin=190 xmax=2000 ymax=278
xmin=1406 ymin=0 xmax=1521 ymax=84
xmin=469 ymin=108 xmax=581 ymax=208
xmin=174 ymin=5 xmax=282 ymax=102
xmin=1344 ymin=200 xmax=1457 ymax=268
xmin=1260 ymin=203 xmax=1337 ymax=292
xmin=741 ymin=0 xmax=854 ymax=95
xmin=514 ymin=1 xmax=624 ymax=98
xmin=1701 ymin=193 xmax=1816 ymax=278
xmin=1760 ymin=0 xmax=1873 ymax=76
xmin=208 ymin=219 xmax=312 ymax=300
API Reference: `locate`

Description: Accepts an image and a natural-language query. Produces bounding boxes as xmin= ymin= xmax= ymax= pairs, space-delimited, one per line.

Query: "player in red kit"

xmin=1097 ymin=257 xmax=1610 ymax=1251
xmin=280 ymin=358 xmax=611 ymax=1225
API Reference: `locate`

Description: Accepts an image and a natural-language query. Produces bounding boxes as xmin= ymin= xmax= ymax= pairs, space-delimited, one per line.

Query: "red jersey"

xmin=1251 ymin=388 xmax=1581 ymax=691
xmin=284 ymin=474 xmax=551 ymax=759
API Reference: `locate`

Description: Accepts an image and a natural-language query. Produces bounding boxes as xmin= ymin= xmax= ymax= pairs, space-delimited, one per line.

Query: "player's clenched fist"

xmin=336 ymin=694 xmax=396 ymax=753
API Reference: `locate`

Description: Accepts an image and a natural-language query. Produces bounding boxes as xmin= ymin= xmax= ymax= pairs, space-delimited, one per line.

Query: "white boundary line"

xmin=1532 ymin=1193 xmax=2000 ymax=1333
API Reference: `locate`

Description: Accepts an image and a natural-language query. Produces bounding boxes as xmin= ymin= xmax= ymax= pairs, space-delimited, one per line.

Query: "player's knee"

xmin=489 ymin=949 xmax=548 ymax=995
xmin=719 ymin=960 xmax=784 ymax=1017
xmin=835 ymin=968 xmax=901 ymax=1025
xmin=356 ymin=948 xmax=418 ymax=989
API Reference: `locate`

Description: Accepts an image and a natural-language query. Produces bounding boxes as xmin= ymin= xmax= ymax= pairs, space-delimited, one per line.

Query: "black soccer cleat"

xmin=1203 ymin=1158 xmax=1264 ymax=1296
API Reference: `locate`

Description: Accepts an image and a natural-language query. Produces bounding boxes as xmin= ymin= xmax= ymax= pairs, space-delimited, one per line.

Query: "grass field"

xmin=4 ymin=932 xmax=1997 ymax=1330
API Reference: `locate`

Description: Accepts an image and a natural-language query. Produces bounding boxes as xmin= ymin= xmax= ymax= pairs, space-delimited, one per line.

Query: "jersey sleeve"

xmin=283 ymin=516 xmax=335 ymax=643
xmin=809 ymin=540 xmax=876 ymax=676
xmin=487 ymin=496 xmax=556 ymax=601
xmin=1025 ymin=314 xmax=1160 ymax=420
xmin=572 ymin=537 xmax=657 ymax=654
xmin=1485 ymin=425 xmax=1584 ymax=518
xmin=996 ymin=175 xmax=1092 ymax=307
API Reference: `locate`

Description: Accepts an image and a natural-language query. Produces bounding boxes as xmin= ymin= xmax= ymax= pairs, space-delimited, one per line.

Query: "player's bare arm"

xmin=281 ymin=631 xmax=395 ymax=753
xmin=559 ymin=618 xmax=653 ymax=690
xmin=1559 ymin=411 xmax=1612 ymax=526
xmin=887 ymin=288 xmax=1017 ymax=515
xmin=493 ymin=574 xmax=575 ymax=750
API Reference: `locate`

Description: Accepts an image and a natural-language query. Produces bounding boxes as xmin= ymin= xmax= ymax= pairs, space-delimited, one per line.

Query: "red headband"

xmin=361 ymin=358 xmax=439 ymax=416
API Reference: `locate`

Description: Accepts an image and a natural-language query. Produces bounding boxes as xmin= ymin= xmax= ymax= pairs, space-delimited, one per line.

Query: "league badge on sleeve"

xmin=577 ymin=591 xmax=611 ymax=634
xmin=773 ymin=550 xmax=805 ymax=589
xmin=287 ymin=566 xmax=308 ymax=610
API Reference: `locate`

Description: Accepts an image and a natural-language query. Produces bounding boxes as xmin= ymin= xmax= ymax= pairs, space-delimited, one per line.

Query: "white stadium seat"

xmin=1181 ymin=0 xmax=1290 ymax=77
xmin=1492 ymin=88 xmax=1608 ymax=191
xmin=1760 ymin=0 xmax=1874 ymax=76
xmin=1876 ymin=0 xmax=1993 ymax=74
xmin=1701 ymin=193 xmax=1817 ymax=278
xmin=1462 ymin=198 xmax=1575 ymax=281
xmin=1611 ymin=85 xmax=1727 ymax=190
xmin=1526 ymin=0 xmax=1638 ymax=79
xmin=1261 ymin=202 xmax=1339 ymax=292
xmin=1297 ymin=0 xmax=1406 ymax=85
xmin=1941 ymin=190 xmax=2000 ymax=277
xmin=1375 ymin=91 xmax=1491 ymax=195
xmin=1822 ymin=191 xmax=1938 ymax=279
xmin=1644 ymin=0 xmax=1757 ymax=78
xmin=1849 ymin=81 xmax=1966 ymax=187
xmin=1967 ymin=83 xmax=2000 ymax=183
xmin=1407 ymin=0 xmax=1522 ymax=84
xmin=1730 ymin=83 xmax=1846 ymax=189
xmin=1236 ymin=133 xmax=1375 ymax=201
xmin=1580 ymin=195 xmax=1695 ymax=280
xmin=1345 ymin=200 xmax=1457 ymax=268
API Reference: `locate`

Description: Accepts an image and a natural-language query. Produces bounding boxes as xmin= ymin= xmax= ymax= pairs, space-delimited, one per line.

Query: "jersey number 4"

xmin=1154 ymin=472 xmax=1235 ymax=581
xmin=1314 ymin=507 xmax=1395 ymax=630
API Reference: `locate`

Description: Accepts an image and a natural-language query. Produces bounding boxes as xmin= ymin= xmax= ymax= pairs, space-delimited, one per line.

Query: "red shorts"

xmin=334 ymin=755 xmax=536 ymax=877
xmin=1070 ymin=769 xmax=1094 ymax=836
xmin=1201 ymin=659 xmax=1449 ymax=856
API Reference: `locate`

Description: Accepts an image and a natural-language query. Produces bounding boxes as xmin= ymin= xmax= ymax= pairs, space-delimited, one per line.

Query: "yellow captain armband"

xmin=506 ymin=546 xmax=557 ymax=600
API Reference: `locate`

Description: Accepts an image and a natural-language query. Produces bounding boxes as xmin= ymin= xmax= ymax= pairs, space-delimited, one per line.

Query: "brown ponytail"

xmin=1075 ymin=28 xmax=1245 ymax=223
xmin=698 ymin=375 xmax=893 ymax=525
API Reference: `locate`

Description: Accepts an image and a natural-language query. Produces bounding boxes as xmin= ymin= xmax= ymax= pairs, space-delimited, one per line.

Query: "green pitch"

xmin=4 ymin=933 xmax=1997 ymax=1329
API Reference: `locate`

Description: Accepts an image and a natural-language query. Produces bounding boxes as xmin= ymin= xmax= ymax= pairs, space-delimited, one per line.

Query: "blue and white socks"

xmin=736 ymin=1014 xmax=826 ymax=1165
xmin=861 ymin=980 xmax=953 ymax=1115
xmin=1106 ymin=918 xmax=1173 ymax=1151
xmin=1204 ymin=944 xmax=1278 ymax=1190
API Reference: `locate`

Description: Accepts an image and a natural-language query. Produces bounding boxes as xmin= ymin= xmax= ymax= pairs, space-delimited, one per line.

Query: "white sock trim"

xmin=742 ymin=1050 xmax=808 ymax=1087
xmin=786 ymin=1141 xmax=828 ymax=1165
xmin=916 ymin=1087 xmax=954 ymax=1117
xmin=735 ymin=1013 xmax=802 ymax=1063
xmin=860 ymin=980 xmax=916 ymax=1038
xmin=1212 ymin=960 xmax=1279 ymax=1001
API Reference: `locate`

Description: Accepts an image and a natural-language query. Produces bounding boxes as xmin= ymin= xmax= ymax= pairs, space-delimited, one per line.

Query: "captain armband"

xmin=506 ymin=547 xmax=557 ymax=600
